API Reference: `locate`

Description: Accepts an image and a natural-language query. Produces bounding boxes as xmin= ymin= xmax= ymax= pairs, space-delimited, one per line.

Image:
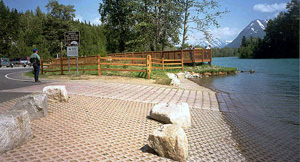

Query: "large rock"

xmin=43 ymin=85 xmax=68 ymax=102
xmin=148 ymin=124 xmax=188 ymax=162
xmin=167 ymin=73 xmax=177 ymax=80
xmin=184 ymin=72 xmax=192 ymax=79
xmin=167 ymin=73 xmax=181 ymax=86
xmin=150 ymin=103 xmax=191 ymax=128
xmin=185 ymin=72 xmax=200 ymax=79
xmin=0 ymin=110 xmax=32 ymax=154
xmin=170 ymin=78 xmax=180 ymax=86
xmin=13 ymin=94 xmax=48 ymax=120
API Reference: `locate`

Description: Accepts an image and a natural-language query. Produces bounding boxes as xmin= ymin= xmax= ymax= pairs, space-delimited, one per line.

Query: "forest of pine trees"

xmin=238 ymin=0 xmax=299 ymax=59
xmin=0 ymin=0 xmax=106 ymax=59
xmin=0 ymin=0 xmax=227 ymax=59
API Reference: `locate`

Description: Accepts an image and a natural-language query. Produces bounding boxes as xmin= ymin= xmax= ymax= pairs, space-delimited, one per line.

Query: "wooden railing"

xmin=107 ymin=49 xmax=212 ymax=64
xmin=152 ymin=55 xmax=184 ymax=71
xmin=41 ymin=56 xmax=98 ymax=74
xmin=41 ymin=55 xmax=153 ymax=79
xmin=41 ymin=49 xmax=211 ymax=79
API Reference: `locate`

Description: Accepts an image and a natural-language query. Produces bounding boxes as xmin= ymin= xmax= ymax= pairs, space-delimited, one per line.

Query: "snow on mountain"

xmin=226 ymin=19 xmax=268 ymax=48
xmin=257 ymin=20 xmax=265 ymax=30
xmin=198 ymin=38 xmax=230 ymax=48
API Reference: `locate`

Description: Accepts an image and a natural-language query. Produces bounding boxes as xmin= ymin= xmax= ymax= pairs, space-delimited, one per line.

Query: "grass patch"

xmin=185 ymin=63 xmax=237 ymax=74
xmin=28 ymin=63 xmax=237 ymax=85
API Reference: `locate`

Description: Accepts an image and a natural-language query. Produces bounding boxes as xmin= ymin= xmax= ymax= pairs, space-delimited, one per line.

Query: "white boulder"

xmin=148 ymin=124 xmax=188 ymax=162
xmin=149 ymin=103 xmax=191 ymax=128
xmin=43 ymin=85 xmax=68 ymax=102
xmin=167 ymin=73 xmax=177 ymax=80
xmin=176 ymin=73 xmax=185 ymax=79
xmin=184 ymin=72 xmax=193 ymax=79
xmin=185 ymin=72 xmax=200 ymax=79
xmin=167 ymin=73 xmax=181 ymax=86
xmin=192 ymin=73 xmax=200 ymax=78
xmin=170 ymin=78 xmax=180 ymax=86
xmin=0 ymin=110 xmax=32 ymax=154
xmin=13 ymin=94 xmax=48 ymax=120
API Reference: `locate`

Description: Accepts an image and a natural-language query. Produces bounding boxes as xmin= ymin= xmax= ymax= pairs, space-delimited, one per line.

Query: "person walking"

xmin=30 ymin=49 xmax=41 ymax=83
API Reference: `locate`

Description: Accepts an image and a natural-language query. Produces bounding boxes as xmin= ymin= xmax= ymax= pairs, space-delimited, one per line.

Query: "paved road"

xmin=0 ymin=67 xmax=46 ymax=103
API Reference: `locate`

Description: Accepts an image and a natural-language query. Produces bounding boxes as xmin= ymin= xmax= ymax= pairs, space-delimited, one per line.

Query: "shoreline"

xmin=190 ymin=75 xmax=300 ymax=162
xmin=12 ymin=71 xmax=299 ymax=161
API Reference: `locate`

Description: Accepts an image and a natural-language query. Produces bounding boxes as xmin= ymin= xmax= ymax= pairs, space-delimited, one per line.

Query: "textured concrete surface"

xmin=0 ymin=76 xmax=298 ymax=161
xmin=0 ymin=95 xmax=244 ymax=162
xmin=0 ymin=79 xmax=219 ymax=111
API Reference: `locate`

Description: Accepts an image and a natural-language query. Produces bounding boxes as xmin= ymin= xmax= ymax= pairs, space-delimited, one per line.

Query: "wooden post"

xmin=147 ymin=55 xmax=151 ymax=79
xmin=209 ymin=49 xmax=212 ymax=66
xmin=41 ymin=58 xmax=43 ymax=74
xmin=202 ymin=49 xmax=204 ymax=62
xmin=193 ymin=48 xmax=196 ymax=66
xmin=162 ymin=57 xmax=165 ymax=70
xmin=60 ymin=42 xmax=63 ymax=75
xmin=181 ymin=50 xmax=184 ymax=71
xmin=131 ymin=52 xmax=134 ymax=64
xmin=98 ymin=55 xmax=101 ymax=76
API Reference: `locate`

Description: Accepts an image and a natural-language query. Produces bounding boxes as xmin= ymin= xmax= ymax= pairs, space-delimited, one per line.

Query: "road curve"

xmin=0 ymin=67 xmax=47 ymax=103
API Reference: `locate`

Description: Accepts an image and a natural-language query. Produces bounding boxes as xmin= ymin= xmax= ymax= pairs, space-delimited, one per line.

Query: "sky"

xmin=3 ymin=0 xmax=291 ymax=45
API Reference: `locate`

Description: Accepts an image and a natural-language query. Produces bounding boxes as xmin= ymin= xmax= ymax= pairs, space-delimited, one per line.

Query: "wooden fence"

xmin=42 ymin=55 xmax=150 ymax=79
xmin=41 ymin=49 xmax=210 ymax=79
xmin=107 ymin=48 xmax=212 ymax=64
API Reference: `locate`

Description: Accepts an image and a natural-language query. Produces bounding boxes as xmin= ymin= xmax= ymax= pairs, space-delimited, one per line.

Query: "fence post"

xmin=131 ymin=52 xmax=134 ymax=64
xmin=147 ymin=55 xmax=151 ymax=79
xmin=181 ymin=50 xmax=184 ymax=71
xmin=41 ymin=58 xmax=43 ymax=74
xmin=98 ymin=55 xmax=101 ymax=76
xmin=60 ymin=56 xmax=63 ymax=75
xmin=209 ymin=49 xmax=212 ymax=66
xmin=60 ymin=41 xmax=63 ymax=75
xmin=193 ymin=48 xmax=196 ymax=66
xmin=202 ymin=49 xmax=204 ymax=62
xmin=162 ymin=58 xmax=165 ymax=70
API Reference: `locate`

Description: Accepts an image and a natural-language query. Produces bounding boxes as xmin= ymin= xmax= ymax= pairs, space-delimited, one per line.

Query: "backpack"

xmin=30 ymin=57 xmax=35 ymax=64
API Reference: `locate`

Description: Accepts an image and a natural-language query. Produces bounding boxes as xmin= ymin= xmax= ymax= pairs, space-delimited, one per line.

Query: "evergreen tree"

xmin=241 ymin=36 xmax=247 ymax=47
xmin=0 ymin=0 xmax=12 ymax=57
xmin=0 ymin=0 xmax=107 ymax=59
xmin=253 ymin=0 xmax=299 ymax=58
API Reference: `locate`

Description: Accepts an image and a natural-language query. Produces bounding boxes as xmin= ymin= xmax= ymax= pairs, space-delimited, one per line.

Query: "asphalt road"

xmin=0 ymin=67 xmax=47 ymax=103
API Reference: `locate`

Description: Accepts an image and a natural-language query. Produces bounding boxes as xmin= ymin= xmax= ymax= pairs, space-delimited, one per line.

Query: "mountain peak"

xmin=198 ymin=38 xmax=230 ymax=48
xmin=226 ymin=19 xmax=267 ymax=48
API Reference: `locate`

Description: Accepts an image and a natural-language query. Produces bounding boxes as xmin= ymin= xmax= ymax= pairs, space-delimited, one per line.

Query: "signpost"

xmin=65 ymin=31 xmax=80 ymax=46
xmin=67 ymin=46 xmax=78 ymax=57
xmin=65 ymin=31 xmax=80 ymax=75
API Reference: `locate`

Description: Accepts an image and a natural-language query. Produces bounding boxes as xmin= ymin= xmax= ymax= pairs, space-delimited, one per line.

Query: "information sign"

xmin=65 ymin=31 xmax=80 ymax=46
xmin=67 ymin=46 xmax=78 ymax=57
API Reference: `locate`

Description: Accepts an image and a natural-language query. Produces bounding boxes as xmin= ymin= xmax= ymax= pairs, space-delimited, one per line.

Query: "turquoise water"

xmin=191 ymin=57 xmax=299 ymax=160
xmin=195 ymin=57 xmax=299 ymax=124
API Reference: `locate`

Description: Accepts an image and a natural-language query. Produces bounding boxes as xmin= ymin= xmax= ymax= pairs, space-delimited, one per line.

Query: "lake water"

xmin=191 ymin=57 xmax=299 ymax=161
